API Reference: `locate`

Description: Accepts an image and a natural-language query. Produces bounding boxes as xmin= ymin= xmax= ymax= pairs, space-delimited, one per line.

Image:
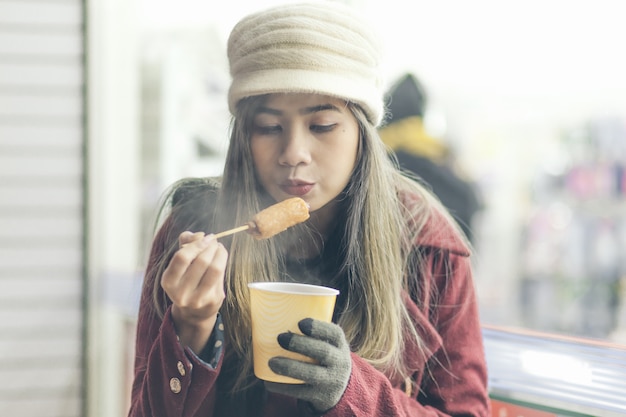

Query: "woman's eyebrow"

xmin=256 ymin=106 xmax=282 ymax=116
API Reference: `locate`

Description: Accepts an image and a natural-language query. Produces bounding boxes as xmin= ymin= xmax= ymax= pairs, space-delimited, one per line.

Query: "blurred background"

xmin=1 ymin=0 xmax=625 ymax=416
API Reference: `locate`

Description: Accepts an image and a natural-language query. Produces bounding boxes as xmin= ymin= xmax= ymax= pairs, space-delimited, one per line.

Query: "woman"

xmin=129 ymin=2 xmax=490 ymax=416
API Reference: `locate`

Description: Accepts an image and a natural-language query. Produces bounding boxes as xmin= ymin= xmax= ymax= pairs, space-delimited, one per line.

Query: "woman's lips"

xmin=280 ymin=181 xmax=314 ymax=196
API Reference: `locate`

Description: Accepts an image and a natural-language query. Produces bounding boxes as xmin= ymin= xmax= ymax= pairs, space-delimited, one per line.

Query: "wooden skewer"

xmin=213 ymin=224 xmax=250 ymax=239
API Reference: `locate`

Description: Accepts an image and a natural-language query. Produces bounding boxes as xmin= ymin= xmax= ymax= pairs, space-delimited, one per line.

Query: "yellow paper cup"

xmin=248 ymin=282 xmax=339 ymax=384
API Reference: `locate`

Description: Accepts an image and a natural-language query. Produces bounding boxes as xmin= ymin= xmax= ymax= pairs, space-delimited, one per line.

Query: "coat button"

xmin=177 ymin=361 xmax=186 ymax=376
xmin=170 ymin=377 xmax=181 ymax=394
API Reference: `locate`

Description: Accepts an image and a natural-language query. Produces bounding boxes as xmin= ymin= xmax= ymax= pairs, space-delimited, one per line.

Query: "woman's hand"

xmin=265 ymin=318 xmax=352 ymax=413
xmin=161 ymin=231 xmax=228 ymax=353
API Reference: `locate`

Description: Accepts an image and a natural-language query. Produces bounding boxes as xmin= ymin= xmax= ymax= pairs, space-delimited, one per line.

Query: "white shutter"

xmin=0 ymin=1 xmax=84 ymax=416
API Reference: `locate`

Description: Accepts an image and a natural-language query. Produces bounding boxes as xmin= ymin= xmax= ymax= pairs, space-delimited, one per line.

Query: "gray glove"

xmin=265 ymin=318 xmax=352 ymax=413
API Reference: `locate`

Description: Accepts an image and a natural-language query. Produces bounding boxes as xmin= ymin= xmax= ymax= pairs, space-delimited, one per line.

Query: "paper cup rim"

xmin=248 ymin=282 xmax=339 ymax=296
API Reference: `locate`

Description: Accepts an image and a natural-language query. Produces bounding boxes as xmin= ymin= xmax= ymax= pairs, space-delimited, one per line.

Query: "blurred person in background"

xmin=379 ymin=73 xmax=483 ymax=243
xmin=128 ymin=2 xmax=490 ymax=416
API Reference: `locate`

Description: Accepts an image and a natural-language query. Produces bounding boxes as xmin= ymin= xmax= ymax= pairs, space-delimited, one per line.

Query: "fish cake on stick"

xmin=247 ymin=197 xmax=310 ymax=239
xmin=212 ymin=197 xmax=310 ymax=240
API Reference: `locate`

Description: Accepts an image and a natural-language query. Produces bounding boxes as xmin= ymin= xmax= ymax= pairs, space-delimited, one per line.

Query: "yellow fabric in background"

xmin=378 ymin=116 xmax=448 ymax=163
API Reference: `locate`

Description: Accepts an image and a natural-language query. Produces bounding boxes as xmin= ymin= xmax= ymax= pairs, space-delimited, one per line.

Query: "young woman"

xmin=129 ymin=2 xmax=490 ymax=416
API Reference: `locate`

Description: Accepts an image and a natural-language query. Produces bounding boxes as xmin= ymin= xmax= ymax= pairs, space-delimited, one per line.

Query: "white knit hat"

xmin=227 ymin=1 xmax=385 ymax=126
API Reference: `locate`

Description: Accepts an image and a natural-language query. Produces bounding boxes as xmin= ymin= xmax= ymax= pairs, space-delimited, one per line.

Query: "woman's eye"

xmin=311 ymin=124 xmax=336 ymax=133
xmin=254 ymin=125 xmax=282 ymax=135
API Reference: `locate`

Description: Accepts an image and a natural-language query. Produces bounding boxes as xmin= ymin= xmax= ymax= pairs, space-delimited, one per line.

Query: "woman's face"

xmin=250 ymin=93 xmax=360 ymax=212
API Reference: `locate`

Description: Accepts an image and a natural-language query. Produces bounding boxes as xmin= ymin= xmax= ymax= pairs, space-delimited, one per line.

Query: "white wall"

xmin=86 ymin=0 xmax=140 ymax=416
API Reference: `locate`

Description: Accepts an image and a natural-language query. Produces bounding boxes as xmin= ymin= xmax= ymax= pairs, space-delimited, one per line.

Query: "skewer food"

xmin=213 ymin=197 xmax=310 ymax=240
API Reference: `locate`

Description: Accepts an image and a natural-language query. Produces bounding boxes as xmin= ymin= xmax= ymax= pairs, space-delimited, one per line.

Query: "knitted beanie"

xmin=227 ymin=1 xmax=385 ymax=126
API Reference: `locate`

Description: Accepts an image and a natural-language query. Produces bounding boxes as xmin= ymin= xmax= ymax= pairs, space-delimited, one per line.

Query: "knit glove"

xmin=265 ymin=318 xmax=352 ymax=413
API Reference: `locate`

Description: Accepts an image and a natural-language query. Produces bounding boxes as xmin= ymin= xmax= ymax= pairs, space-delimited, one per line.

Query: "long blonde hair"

xmin=216 ymin=96 xmax=443 ymax=391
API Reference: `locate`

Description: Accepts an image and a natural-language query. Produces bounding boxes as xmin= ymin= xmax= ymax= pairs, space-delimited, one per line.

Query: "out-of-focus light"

xmin=521 ymin=350 xmax=593 ymax=385
xmin=548 ymin=202 xmax=573 ymax=230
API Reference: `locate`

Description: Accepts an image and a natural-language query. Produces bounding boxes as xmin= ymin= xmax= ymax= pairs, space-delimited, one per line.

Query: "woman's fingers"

xmin=177 ymin=237 xmax=227 ymax=307
xmin=194 ymin=242 xmax=228 ymax=304
xmin=162 ymin=234 xmax=226 ymax=301
xmin=163 ymin=234 xmax=211 ymax=289
xmin=178 ymin=230 xmax=204 ymax=248
xmin=183 ymin=236 xmax=222 ymax=285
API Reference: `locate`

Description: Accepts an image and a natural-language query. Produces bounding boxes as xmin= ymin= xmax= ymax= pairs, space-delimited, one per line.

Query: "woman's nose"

xmin=277 ymin=129 xmax=312 ymax=167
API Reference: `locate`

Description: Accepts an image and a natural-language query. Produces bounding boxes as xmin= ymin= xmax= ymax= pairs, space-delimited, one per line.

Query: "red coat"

xmin=129 ymin=184 xmax=490 ymax=417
